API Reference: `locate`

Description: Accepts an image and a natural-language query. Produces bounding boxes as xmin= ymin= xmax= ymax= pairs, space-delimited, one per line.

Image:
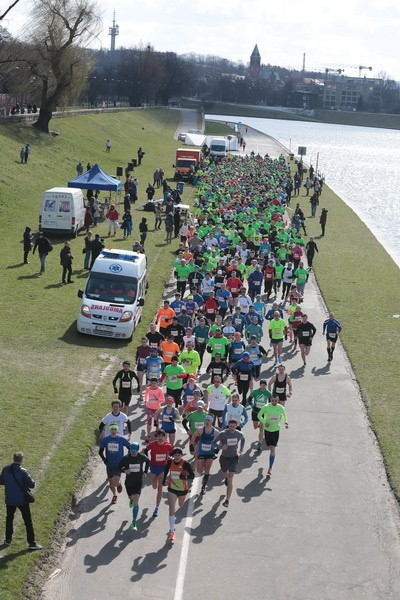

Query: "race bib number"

xmin=239 ymin=374 xmax=249 ymax=380
xmin=329 ymin=333 xmax=336 ymax=339
xmin=256 ymin=400 xmax=266 ymax=408
xmin=195 ymin=422 xmax=204 ymax=429
xmin=155 ymin=454 xmax=166 ymax=462
xmin=201 ymin=443 xmax=212 ymax=452
xmin=107 ymin=443 xmax=119 ymax=453
xmin=275 ymin=386 xmax=285 ymax=394
xmin=270 ymin=416 xmax=279 ymax=422
xmin=122 ymin=381 xmax=131 ymax=388
xmin=129 ymin=464 xmax=140 ymax=472
xmin=171 ymin=471 xmax=181 ymax=479
xmin=302 ymin=331 xmax=310 ymax=337
xmin=140 ymin=358 xmax=147 ymax=364
xmin=227 ymin=438 xmax=238 ymax=446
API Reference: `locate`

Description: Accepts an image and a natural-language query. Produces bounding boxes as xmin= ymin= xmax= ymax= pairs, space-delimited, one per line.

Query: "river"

xmin=206 ymin=114 xmax=400 ymax=267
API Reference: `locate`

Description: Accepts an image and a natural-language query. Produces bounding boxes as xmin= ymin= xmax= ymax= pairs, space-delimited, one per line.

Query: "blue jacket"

xmin=0 ymin=462 xmax=35 ymax=506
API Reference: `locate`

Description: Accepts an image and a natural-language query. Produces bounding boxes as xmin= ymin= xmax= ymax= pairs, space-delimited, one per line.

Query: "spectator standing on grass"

xmin=106 ymin=204 xmax=119 ymax=237
xmin=146 ymin=183 xmax=155 ymax=200
xmin=139 ymin=217 xmax=148 ymax=246
xmin=83 ymin=231 xmax=93 ymax=269
xmin=33 ymin=231 xmax=52 ymax=274
xmin=76 ymin=161 xmax=83 ymax=176
xmin=105 ymin=139 xmax=111 ymax=153
xmin=310 ymin=192 xmax=319 ymax=217
xmin=154 ymin=204 xmax=162 ymax=230
xmin=24 ymin=143 xmax=31 ymax=163
xmin=60 ymin=241 xmax=74 ymax=284
xmin=0 ymin=452 xmax=42 ymax=550
xmin=89 ymin=234 xmax=104 ymax=269
xmin=137 ymin=147 xmax=144 ymax=165
xmin=320 ymin=208 xmax=328 ymax=236
xmin=19 ymin=147 xmax=25 ymax=163
xmin=305 ymin=237 xmax=318 ymax=268
xmin=84 ymin=206 xmax=93 ymax=233
xmin=23 ymin=226 xmax=34 ymax=264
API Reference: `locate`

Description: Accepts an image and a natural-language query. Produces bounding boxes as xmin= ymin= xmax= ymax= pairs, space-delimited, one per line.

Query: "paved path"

xmin=172 ymin=108 xmax=203 ymax=140
xmin=42 ymin=112 xmax=400 ymax=600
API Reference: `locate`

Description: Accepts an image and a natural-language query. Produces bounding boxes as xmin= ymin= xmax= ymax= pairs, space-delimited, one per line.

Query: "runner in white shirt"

xmin=205 ymin=376 xmax=231 ymax=427
xmin=237 ymin=287 xmax=252 ymax=315
xmin=99 ymin=400 xmax=131 ymax=439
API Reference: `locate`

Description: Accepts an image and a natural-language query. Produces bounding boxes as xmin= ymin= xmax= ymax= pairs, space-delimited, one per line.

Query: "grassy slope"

xmin=0 ymin=108 xmax=198 ymax=599
xmin=291 ymin=185 xmax=400 ymax=493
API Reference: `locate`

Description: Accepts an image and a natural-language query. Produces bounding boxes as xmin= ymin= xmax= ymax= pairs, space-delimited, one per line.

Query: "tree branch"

xmin=0 ymin=0 xmax=20 ymax=21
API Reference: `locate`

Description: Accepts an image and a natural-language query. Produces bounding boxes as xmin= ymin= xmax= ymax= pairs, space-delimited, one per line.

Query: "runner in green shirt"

xmin=249 ymin=380 xmax=272 ymax=451
xmin=178 ymin=341 xmax=201 ymax=376
xmin=207 ymin=330 xmax=230 ymax=359
xmin=257 ymin=395 xmax=289 ymax=478
xmin=268 ymin=313 xmax=288 ymax=366
xmin=162 ymin=359 xmax=186 ymax=406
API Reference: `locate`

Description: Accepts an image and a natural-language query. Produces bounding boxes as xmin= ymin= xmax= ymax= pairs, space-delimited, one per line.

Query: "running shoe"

xmin=117 ymin=483 xmax=123 ymax=493
xmin=278 ymin=357 xmax=282 ymax=364
xmin=111 ymin=495 xmax=118 ymax=504
xmin=130 ymin=521 xmax=137 ymax=531
xmin=267 ymin=468 xmax=272 ymax=476
xmin=28 ymin=543 xmax=43 ymax=551
xmin=129 ymin=500 xmax=134 ymax=508
xmin=168 ymin=530 xmax=176 ymax=542
xmin=256 ymin=442 xmax=263 ymax=452
xmin=222 ymin=499 xmax=229 ymax=508
xmin=152 ymin=507 xmax=159 ymax=517
xmin=200 ymin=486 xmax=206 ymax=496
xmin=3 ymin=540 xmax=11 ymax=546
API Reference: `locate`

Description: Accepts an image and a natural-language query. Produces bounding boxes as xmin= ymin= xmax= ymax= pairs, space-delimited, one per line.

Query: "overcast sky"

xmin=5 ymin=0 xmax=400 ymax=80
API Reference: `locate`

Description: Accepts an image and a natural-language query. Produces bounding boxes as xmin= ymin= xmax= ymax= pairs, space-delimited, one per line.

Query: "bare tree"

xmin=25 ymin=0 xmax=101 ymax=132
xmin=0 ymin=0 xmax=20 ymax=21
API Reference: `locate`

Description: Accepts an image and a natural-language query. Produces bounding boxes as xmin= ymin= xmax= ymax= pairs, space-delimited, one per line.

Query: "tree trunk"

xmin=33 ymin=105 xmax=53 ymax=133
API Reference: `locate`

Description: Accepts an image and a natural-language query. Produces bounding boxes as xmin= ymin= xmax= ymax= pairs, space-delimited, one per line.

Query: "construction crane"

xmin=325 ymin=68 xmax=344 ymax=80
xmin=358 ymin=65 xmax=372 ymax=77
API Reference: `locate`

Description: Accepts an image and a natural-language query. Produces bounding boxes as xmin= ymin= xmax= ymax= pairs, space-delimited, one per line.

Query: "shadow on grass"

xmin=44 ymin=283 xmax=65 ymax=289
xmin=6 ymin=263 xmax=26 ymax=269
xmin=0 ymin=547 xmax=31 ymax=566
xmin=311 ymin=363 xmax=331 ymax=376
xmin=17 ymin=273 xmax=42 ymax=280
xmin=59 ymin=321 xmax=130 ymax=349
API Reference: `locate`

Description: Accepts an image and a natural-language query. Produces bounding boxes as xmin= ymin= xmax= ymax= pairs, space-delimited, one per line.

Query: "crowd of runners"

xmin=98 ymin=153 xmax=342 ymax=542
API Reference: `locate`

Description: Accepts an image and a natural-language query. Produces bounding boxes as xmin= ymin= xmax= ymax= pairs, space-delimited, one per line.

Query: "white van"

xmin=209 ymin=137 xmax=228 ymax=157
xmin=77 ymin=249 xmax=147 ymax=339
xmin=39 ymin=187 xmax=85 ymax=236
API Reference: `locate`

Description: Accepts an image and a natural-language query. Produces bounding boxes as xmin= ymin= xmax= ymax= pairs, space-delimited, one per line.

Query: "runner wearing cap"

xmin=99 ymin=425 xmax=130 ymax=504
xmin=163 ymin=448 xmax=195 ymax=542
xmin=146 ymin=430 xmax=173 ymax=517
xmin=99 ymin=400 xmax=131 ymax=439
xmin=154 ymin=397 xmax=180 ymax=445
xmin=212 ymin=420 xmax=245 ymax=508
xmin=192 ymin=414 xmax=219 ymax=495
xmin=231 ymin=353 xmax=256 ymax=406
xmin=118 ymin=442 xmax=150 ymax=530
xmin=186 ymin=401 xmax=209 ymax=453
xmin=257 ymin=394 xmax=289 ymax=478
xmin=112 ymin=361 xmax=140 ymax=415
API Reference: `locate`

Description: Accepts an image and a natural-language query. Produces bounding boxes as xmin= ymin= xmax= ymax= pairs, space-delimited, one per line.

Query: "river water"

xmin=206 ymin=114 xmax=400 ymax=267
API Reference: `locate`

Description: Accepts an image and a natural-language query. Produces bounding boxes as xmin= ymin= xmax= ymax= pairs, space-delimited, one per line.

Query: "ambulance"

xmin=77 ymin=249 xmax=147 ymax=339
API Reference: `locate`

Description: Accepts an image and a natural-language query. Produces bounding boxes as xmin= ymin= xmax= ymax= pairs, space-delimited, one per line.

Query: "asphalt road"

xmin=42 ymin=120 xmax=400 ymax=600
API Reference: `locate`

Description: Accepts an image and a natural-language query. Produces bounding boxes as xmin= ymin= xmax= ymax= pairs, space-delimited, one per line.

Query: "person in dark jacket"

xmin=139 ymin=217 xmax=148 ymax=246
xmin=305 ymin=237 xmax=319 ymax=267
xmin=90 ymin=234 xmax=104 ymax=269
xmin=60 ymin=241 xmax=74 ymax=283
xmin=32 ymin=231 xmax=52 ymax=274
xmin=0 ymin=452 xmax=42 ymax=550
xmin=320 ymin=208 xmax=328 ymax=236
xmin=23 ymin=226 xmax=34 ymax=264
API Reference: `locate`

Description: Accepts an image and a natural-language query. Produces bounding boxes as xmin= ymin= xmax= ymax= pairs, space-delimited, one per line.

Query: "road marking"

xmin=173 ymin=475 xmax=200 ymax=600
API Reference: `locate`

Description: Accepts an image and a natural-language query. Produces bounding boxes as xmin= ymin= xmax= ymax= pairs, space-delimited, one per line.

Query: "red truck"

xmin=174 ymin=148 xmax=202 ymax=180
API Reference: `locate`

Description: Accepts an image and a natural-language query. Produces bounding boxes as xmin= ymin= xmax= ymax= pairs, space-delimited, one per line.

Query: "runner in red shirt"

xmin=146 ymin=430 xmax=173 ymax=517
xmin=226 ymin=270 xmax=243 ymax=311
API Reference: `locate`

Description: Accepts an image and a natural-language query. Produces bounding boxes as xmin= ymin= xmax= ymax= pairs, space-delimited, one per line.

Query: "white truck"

xmin=77 ymin=249 xmax=147 ymax=339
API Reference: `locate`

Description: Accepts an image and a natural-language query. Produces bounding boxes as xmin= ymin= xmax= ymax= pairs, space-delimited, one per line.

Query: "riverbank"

xmin=183 ymin=99 xmax=400 ymax=130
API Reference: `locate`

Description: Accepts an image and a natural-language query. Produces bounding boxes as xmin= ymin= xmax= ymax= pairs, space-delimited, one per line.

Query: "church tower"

xmin=249 ymin=44 xmax=261 ymax=79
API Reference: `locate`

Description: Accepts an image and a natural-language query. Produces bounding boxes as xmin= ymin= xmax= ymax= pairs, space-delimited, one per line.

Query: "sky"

xmin=4 ymin=0 xmax=400 ymax=80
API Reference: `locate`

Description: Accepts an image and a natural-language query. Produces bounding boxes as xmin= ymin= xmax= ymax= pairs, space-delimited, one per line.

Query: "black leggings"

xmin=237 ymin=379 xmax=251 ymax=406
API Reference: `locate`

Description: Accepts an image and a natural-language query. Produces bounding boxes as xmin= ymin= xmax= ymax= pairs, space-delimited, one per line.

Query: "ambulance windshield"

xmin=85 ymin=273 xmax=137 ymax=303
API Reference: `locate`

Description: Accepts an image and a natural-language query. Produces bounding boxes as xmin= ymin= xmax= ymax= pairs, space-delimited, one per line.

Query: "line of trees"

xmin=0 ymin=0 xmax=399 ymax=132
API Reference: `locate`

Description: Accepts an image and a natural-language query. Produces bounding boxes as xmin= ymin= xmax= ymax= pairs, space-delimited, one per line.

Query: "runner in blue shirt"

xmin=99 ymin=425 xmax=130 ymax=504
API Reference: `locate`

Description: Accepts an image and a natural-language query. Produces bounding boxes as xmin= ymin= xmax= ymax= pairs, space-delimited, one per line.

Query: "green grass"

xmin=290 ymin=187 xmax=400 ymax=493
xmin=0 ymin=108 xmax=198 ymax=599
